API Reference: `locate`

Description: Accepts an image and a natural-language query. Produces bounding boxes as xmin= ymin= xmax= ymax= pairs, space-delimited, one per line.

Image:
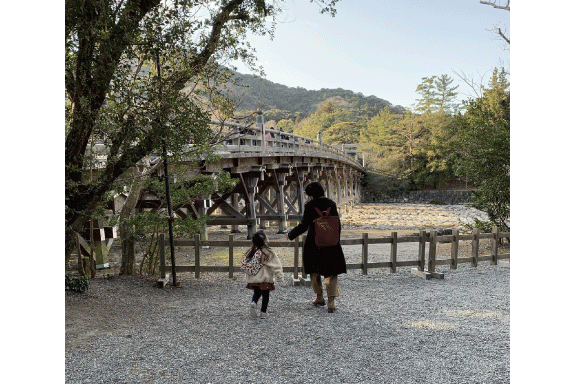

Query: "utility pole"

xmin=155 ymin=50 xmax=177 ymax=287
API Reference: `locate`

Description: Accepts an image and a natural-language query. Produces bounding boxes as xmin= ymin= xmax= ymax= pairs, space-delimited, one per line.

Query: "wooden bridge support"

xmin=230 ymin=193 xmax=240 ymax=233
xmin=240 ymin=172 xmax=261 ymax=239
xmin=136 ymin=158 xmax=362 ymax=238
xmin=274 ymin=171 xmax=288 ymax=233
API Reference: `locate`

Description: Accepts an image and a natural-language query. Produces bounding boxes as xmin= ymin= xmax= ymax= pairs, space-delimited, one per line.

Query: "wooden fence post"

xmin=491 ymin=227 xmax=500 ymax=265
xmin=450 ymin=230 xmax=459 ymax=270
xmin=390 ymin=232 xmax=397 ymax=273
xmin=156 ymin=234 xmax=171 ymax=287
xmin=362 ymin=233 xmax=368 ymax=275
xmin=428 ymin=230 xmax=437 ymax=273
xmin=293 ymin=237 xmax=299 ymax=280
xmin=472 ymin=228 xmax=480 ymax=268
xmin=418 ymin=230 xmax=426 ymax=271
xmin=228 ymin=234 xmax=234 ymax=278
xmin=195 ymin=233 xmax=201 ymax=278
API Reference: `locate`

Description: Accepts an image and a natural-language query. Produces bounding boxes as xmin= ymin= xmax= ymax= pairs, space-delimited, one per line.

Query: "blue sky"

xmin=234 ymin=0 xmax=510 ymax=110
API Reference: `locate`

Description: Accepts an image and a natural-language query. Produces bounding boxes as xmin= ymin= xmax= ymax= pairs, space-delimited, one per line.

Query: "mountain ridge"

xmin=229 ymin=71 xmax=406 ymax=117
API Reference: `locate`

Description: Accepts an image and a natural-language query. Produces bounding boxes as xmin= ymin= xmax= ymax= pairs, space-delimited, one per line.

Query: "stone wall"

xmin=362 ymin=190 xmax=471 ymax=205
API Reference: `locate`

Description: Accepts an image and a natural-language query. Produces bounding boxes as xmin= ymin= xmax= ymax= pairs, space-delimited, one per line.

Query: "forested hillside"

xmin=229 ymin=71 xmax=405 ymax=117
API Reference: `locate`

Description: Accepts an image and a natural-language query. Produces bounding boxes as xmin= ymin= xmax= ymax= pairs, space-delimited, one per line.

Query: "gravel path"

xmin=66 ymin=264 xmax=510 ymax=384
xmin=66 ymin=203 xmax=509 ymax=383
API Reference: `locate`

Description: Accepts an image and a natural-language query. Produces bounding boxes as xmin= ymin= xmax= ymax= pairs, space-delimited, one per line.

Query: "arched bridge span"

xmin=115 ymin=115 xmax=365 ymax=239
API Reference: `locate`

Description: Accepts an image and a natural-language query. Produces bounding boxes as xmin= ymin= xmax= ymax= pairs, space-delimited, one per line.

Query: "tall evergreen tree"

xmin=415 ymin=76 xmax=439 ymax=114
xmin=452 ymin=67 xmax=510 ymax=229
xmin=435 ymin=74 xmax=459 ymax=114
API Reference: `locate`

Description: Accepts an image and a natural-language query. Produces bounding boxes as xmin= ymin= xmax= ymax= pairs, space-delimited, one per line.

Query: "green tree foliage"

xmin=415 ymin=76 xmax=438 ymax=114
xmin=120 ymin=170 xmax=235 ymax=276
xmin=323 ymin=121 xmax=365 ymax=145
xmin=360 ymin=107 xmax=407 ymax=180
xmin=64 ymin=0 xmax=341 ymax=264
xmin=361 ymin=77 xmax=459 ymax=192
xmin=275 ymin=118 xmax=295 ymax=133
xmin=409 ymin=112 xmax=457 ymax=189
xmin=415 ymin=74 xmax=459 ymax=115
xmin=293 ymin=98 xmax=364 ymax=144
xmin=435 ymin=74 xmax=460 ymax=114
xmin=231 ymin=73 xmax=405 ymax=117
xmin=452 ymin=68 xmax=510 ymax=229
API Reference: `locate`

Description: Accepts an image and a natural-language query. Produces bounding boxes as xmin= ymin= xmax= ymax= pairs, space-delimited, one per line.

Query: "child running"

xmin=242 ymin=231 xmax=285 ymax=319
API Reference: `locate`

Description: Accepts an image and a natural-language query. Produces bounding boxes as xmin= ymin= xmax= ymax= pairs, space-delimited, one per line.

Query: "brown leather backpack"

xmin=313 ymin=207 xmax=340 ymax=248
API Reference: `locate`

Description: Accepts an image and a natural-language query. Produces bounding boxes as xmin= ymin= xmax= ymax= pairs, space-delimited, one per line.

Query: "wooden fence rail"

xmin=158 ymin=228 xmax=510 ymax=285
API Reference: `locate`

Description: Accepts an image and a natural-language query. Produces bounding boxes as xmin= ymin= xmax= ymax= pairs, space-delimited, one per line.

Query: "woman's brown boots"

xmin=312 ymin=294 xmax=326 ymax=306
xmin=327 ymin=296 xmax=336 ymax=313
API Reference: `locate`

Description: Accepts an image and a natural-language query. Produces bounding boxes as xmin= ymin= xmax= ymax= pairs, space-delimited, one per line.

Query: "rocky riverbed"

xmin=340 ymin=202 xmax=491 ymax=231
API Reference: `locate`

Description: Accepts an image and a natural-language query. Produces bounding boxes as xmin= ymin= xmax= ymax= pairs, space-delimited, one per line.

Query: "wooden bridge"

xmin=103 ymin=111 xmax=365 ymax=241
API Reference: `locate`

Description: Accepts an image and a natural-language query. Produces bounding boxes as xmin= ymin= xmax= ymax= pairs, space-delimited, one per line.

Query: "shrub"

xmin=429 ymin=199 xmax=447 ymax=205
xmin=463 ymin=218 xmax=496 ymax=234
xmin=65 ymin=274 xmax=89 ymax=293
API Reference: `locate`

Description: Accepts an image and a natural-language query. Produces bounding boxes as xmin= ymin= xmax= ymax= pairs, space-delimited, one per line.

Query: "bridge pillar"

xmin=323 ymin=165 xmax=335 ymax=200
xmin=355 ymin=174 xmax=361 ymax=203
xmin=335 ymin=166 xmax=342 ymax=206
xmin=325 ymin=173 xmax=332 ymax=200
xmin=195 ymin=197 xmax=209 ymax=241
xmin=243 ymin=172 xmax=261 ymax=239
xmin=296 ymin=169 xmax=306 ymax=216
xmin=230 ymin=193 xmax=240 ymax=233
xmin=258 ymin=186 xmax=268 ymax=230
xmin=276 ymin=172 xmax=288 ymax=233
xmin=311 ymin=166 xmax=320 ymax=182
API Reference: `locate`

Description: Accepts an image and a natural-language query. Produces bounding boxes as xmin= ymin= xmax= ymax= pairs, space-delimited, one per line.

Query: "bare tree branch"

xmin=480 ymin=1 xmax=510 ymax=45
xmin=479 ymin=0 xmax=510 ymax=12
xmin=497 ymin=27 xmax=510 ymax=45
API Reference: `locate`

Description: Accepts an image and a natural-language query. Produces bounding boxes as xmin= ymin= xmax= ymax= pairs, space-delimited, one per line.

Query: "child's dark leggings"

xmin=252 ymin=288 xmax=269 ymax=313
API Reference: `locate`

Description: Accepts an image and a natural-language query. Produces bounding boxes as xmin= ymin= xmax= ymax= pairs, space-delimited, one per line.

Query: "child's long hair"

xmin=245 ymin=231 xmax=270 ymax=262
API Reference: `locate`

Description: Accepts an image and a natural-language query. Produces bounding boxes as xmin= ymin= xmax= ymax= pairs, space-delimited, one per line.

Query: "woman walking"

xmin=286 ymin=181 xmax=346 ymax=313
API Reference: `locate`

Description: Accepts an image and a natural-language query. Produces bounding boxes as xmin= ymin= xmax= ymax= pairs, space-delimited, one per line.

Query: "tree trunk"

xmin=119 ymin=185 xmax=143 ymax=276
xmin=119 ymin=160 xmax=162 ymax=275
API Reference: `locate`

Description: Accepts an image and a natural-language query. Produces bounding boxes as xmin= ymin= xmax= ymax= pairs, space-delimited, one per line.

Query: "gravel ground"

xmin=66 ymin=265 xmax=509 ymax=384
xmin=66 ymin=203 xmax=510 ymax=383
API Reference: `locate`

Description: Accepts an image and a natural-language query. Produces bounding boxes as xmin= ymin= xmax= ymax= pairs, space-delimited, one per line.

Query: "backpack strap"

xmin=314 ymin=206 xmax=332 ymax=217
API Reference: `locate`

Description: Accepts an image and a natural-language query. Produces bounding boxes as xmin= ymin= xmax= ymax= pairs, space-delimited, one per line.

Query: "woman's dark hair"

xmin=305 ymin=181 xmax=325 ymax=199
xmin=245 ymin=231 xmax=269 ymax=259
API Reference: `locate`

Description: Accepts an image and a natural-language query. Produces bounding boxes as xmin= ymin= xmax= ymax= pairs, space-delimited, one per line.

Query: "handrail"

xmin=207 ymin=119 xmax=364 ymax=168
xmin=82 ymin=119 xmax=365 ymax=171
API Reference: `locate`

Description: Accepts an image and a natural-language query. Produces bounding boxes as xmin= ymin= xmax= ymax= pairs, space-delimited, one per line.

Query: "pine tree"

xmin=435 ymin=74 xmax=459 ymax=114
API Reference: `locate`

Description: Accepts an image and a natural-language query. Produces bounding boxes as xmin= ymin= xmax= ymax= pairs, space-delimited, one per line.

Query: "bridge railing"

xmin=207 ymin=120 xmax=363 ymax=167
xmin=83 ymin=120 xmax=364 ymax=170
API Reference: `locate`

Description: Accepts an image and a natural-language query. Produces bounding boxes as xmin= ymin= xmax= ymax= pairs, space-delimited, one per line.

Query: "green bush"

xmin=463 ymin=218 xmax=496 ymax=234
xmin=429 ymin=200 xmax=447 ymax=205
xmin=65 ymin=274 xmax=89 ymax=293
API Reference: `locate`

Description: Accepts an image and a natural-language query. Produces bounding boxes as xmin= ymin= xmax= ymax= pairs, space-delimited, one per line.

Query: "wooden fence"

xmin=158 ymin=228 xmax=510 ymax=284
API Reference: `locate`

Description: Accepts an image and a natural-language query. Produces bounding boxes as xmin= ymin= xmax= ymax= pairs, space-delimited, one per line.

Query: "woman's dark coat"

xmin=287 ymin=196 xmax=347 ymax=276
